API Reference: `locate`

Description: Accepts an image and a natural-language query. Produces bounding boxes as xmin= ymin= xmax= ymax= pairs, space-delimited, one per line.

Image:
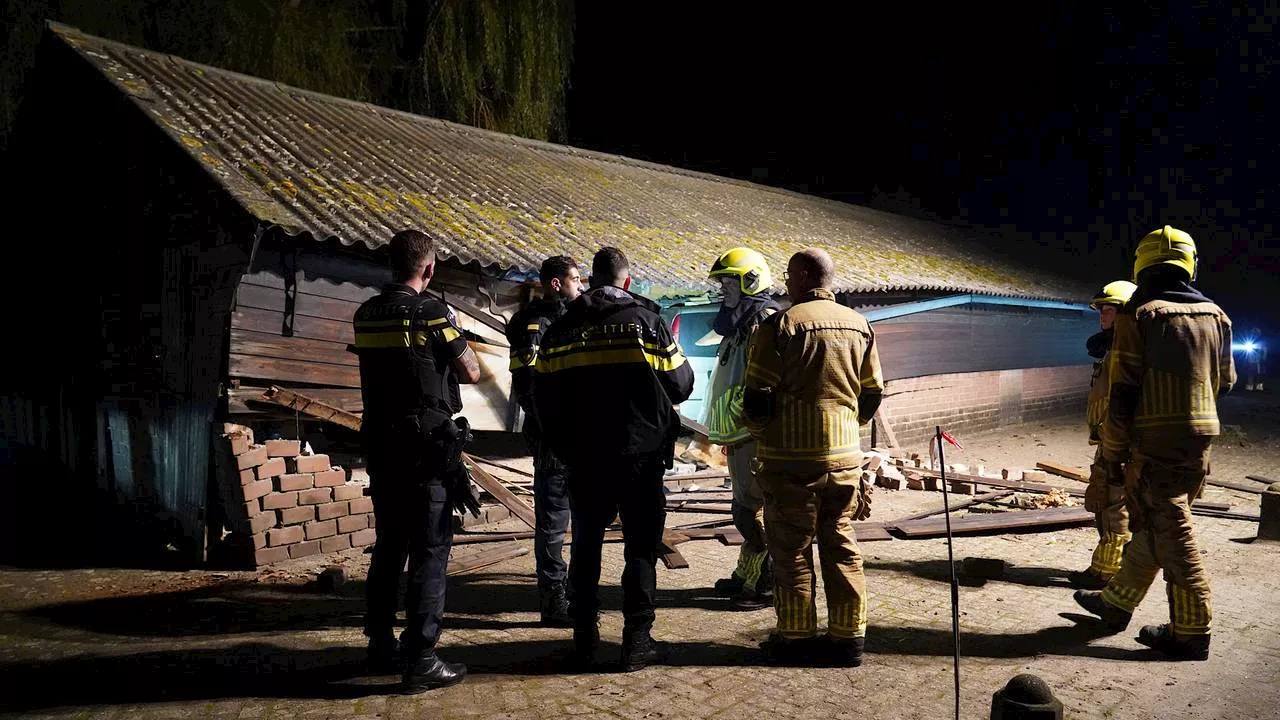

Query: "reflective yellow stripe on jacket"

xmin=535 ymin=336 xmax=686 ymax=374
xmin=354 ymin=317 xmax=459 ymax=349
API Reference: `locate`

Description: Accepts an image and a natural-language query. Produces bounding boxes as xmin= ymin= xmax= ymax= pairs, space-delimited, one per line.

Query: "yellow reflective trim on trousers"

xmin=1090 ymin=533 xmax=1128 ymax=576
xmin=534 ymin=347 xmax=686 ymax=373
xmin=1170 ymin=584 xmax=1212 ymax=635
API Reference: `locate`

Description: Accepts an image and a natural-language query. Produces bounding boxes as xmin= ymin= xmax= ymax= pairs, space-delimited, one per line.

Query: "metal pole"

xmin=936 ymin=426 xmax=960 ymax=720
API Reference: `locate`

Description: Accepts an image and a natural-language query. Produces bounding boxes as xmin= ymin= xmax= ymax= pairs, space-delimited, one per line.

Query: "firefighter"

xmin=743 ymin=248 xmax=884 ymax=667
xmin=506 ymin=255 xmax=584 ymax=626
xmin=704 ymin=247 xmax=780 ymax=609
xmin=533 ymin=247 xmax=694 ymax=671
xmin=1074 ymin=226 xmax=1235 ymax=661
xmin=352 ymin=229 xmax=482 ymax=692
xmin=1070 ymin=279 xmax=1137 ymax=590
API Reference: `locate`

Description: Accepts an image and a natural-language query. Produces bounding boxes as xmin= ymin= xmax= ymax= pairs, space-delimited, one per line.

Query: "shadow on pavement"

xmin=867 ymin=557 xmax=1079 ymax=589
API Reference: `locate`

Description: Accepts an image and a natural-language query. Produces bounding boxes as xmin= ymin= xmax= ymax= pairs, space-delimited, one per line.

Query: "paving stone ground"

xmin=1 ymin=392 xmax=1277 ymax=719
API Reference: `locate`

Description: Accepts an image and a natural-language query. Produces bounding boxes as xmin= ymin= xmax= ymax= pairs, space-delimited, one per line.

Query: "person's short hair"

xmin=540 ymin=255 xmax=579 ymax=285
xmin=591 ymin=247 xmax=629 ymax=286
xmin=388 ymin=229 xmax=437 ymax=280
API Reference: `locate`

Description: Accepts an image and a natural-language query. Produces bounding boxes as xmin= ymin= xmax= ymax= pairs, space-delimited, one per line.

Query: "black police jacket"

xmin=505 ymin=296 xmax=568 ymax=433
xmin=351 ymin=283 xmax=470 ymax=429
xmin=532 ymin=286 xmax=694 ymax=466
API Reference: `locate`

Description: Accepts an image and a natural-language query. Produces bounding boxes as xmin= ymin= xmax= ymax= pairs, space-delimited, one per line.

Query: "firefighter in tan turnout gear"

xmin=1074 ymin=226 xmax=1236 ymax=661
xmin=743 ymin=248 xmax=883 ymax=667
xmin=1070 ymin=279 xmax=1138 ymax=590
xmin=704 ymin=248 xmax=780 ymax=610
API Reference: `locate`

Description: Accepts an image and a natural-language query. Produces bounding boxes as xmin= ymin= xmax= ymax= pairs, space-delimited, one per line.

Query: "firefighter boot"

xmin=1067 ymin=568 xmax=1112 ymax=590
xmin=759 ymin=633 xmax=823 ymax=665
xmin=539 ymin=582 xmax=574 ymax=627
xmin=1137 ymin=624 xmax=1210 ymax=661
xmin=1073 ymin=590 xmax=1132 ymax=633
xmin=821 ymin=635 xmax=865 ymax=668
xmin=401 ymin=652 xmax=467 ymax=694
xmin=713 ymin=574 xmax=746 ymax=597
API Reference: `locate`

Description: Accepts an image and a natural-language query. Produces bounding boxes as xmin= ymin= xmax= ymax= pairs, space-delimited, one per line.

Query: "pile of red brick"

xmin=217 ymin=427 xmax=376 ymax=567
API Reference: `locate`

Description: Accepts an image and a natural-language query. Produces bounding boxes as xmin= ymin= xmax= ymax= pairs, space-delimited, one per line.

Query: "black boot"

xmin=1137 ymin=624 xmax=1210 ymax=661
xmin=730 ymin=586 xmax=772 ymax=611
xmin=539 ymin=583 xmax=574 ymax=627
xmin=620 ymin=629 xmax=661 ymax=672
xmin=401 ymin=652 xmax=467 ymax=694
xmin=366 ymin=635 xmax=400 ymax=674
xmin=1073 ymin=590 xmax=1132 ymax=633
xmin=569 ymin=621 xmax=600 ymax=669
xmin=1067 ymin=568 xmax=1111 ymax=590
xmin=820 ymin=635 xmax=865 ymax=668
xmin=759 ymin=633 xmax=823 ymax=665
xmin=713 ymin=574 xmax=746 ymax=597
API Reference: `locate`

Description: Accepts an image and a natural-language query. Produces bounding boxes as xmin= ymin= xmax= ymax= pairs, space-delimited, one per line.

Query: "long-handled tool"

xmin=935 ymin=426 xmax=961 ymax=720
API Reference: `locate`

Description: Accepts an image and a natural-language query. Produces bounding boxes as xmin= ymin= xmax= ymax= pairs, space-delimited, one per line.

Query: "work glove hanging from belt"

xmin=439 ymin=417 xmax=482 ymax=518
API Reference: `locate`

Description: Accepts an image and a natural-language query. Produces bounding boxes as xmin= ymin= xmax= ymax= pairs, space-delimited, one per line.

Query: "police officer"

xmin=743 ymin=248 xmax=883 ymax=668
xmin=704 ymin=248 xmax=780 ymax=610
xmin=1074 ymin=226 xmax=1235 ymax=661
xmin=353 ymin=229 xmax=481 ymax=692
xmin=506 ymin=255 xmax=584 ymax=626
xmin=1070 ymin=279 xmax=1137 ymax=590
xmin=532 ymin=247 xmax=694 ymax=671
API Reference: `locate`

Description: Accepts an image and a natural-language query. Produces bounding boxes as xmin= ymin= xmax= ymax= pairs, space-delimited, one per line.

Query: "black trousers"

xmin=567 ymin=454 xmax=667 ymax=635
xmin=528 ymin=430 xmax=573 ymax=589
xmin=364 ymin=480 xmax=454 ymax=656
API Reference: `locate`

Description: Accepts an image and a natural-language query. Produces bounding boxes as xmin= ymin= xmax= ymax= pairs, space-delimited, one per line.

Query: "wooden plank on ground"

xmin=894 ymin=507 xmax=1095 ymax=538
xmin=1036 ymin=461 xmax=1089 ymax=483
xmin=680 ymin=415 xmax=711 ymax=442
xmin=659 ymin=531 xmax=691 ymax=569
xmin=666 ymin=503 xmax=734 ymax=515
xmin=1192 ymin=509 xmax=1261 ymax=522
xmin=1205 ymin=478 xmax=1267 ymax=495
xmin=885 ymin=491 xmax=1015 ymax=525
xmin=913 ymin=469 xmax=1229 ymax=513
xmin=466 ymin=457 xmax=537 ymax=529
xmin=470 ymin=455 xmax=535 ymax=478
xmin=447 ymin=542 xmax=529 ymax=575
xmin=1246 ymin=475 xmax=1277 ymax=485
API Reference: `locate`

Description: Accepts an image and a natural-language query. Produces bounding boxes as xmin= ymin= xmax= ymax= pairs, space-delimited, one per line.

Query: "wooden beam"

xmin=872 ymin=408 xmax=900 ymax=448
xmin=465 ymin=458 xmax=537 ymax=529
xmin=1036 ymin=461 xmax=1089 ymax=483
xmin=884 ymin=490 xmax=1015 ymax=525
xmin=1246 ymin=475 xmax=1277 ymax=486
xmin=447 ymin=543 xmax=529 ymax=575
xmin=1205 ymin=478 xmax=1267 ymax=495
xmin=680 ymin=414 xmax=711 ymax=441
xmin=894 ymin=507 xmax=1094 ymax=538
xmin=911 ymin=468 xmax=1229 ymax=513
xmin=259 ymin=385 xmax=362 ymax=431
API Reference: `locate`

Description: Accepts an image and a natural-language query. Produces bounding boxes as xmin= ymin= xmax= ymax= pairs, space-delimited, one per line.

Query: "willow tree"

xmin=384 ymin=0 xmax=576 ymax=142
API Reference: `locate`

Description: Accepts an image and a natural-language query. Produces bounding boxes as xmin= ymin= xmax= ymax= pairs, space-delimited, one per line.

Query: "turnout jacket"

xmin=532 ymin=286 xmax=694 ymax=466
xmin=744 ymin=288 xmax=884 ymax=469
xmin=1101 ymin=297 xmax=1236 ymax=462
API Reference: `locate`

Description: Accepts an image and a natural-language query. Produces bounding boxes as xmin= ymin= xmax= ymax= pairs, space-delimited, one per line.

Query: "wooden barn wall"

xmin=229 ymin=238 xmax=525 ymax=430
xmin=872 ymin=303 xmax=1095 ymax=381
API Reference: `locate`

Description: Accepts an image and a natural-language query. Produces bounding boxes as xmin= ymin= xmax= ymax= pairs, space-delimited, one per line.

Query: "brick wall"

xmin=871 ymin=364 xmax=1091 ymax=449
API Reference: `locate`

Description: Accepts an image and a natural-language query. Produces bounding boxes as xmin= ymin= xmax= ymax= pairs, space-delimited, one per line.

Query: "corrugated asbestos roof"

xmin=52 ymin=23 xmax=1090 ymax=301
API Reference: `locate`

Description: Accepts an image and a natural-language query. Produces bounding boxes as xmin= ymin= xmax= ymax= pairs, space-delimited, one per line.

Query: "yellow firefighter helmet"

xmin=708 ymin=247 xmax=772 ymax=295
xmin=1134 ymin=225 xmax=1198 ymax=281
xmin=1090 ymin=280 xmax=1137 ymax=309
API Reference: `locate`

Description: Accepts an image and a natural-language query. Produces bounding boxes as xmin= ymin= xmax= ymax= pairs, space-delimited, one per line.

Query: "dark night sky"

xmin=566 ymin=2 xmax=1279 ymax=334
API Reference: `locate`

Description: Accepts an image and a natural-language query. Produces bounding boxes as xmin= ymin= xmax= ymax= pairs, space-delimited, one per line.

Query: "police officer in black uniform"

xmin=533 ymin=247 xmax=694 ymax=671
xmin=506 ymin=255 xmax=584 ymax=626
xmin=352 ymin=229 xmax=481 ymax=693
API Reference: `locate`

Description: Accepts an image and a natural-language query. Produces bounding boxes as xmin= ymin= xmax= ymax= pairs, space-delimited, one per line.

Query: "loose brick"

xmin=278 ymin=505 xmax=315 ymax=526
xmin=255 ymin=546 xmax=290 ymax=565
xmin=239 ymin=469 xmax=257 ymax=486
xmin=299 ymin=487 xmax=332 ymax=505
xmin=262 ymin=491 xmax=299 ymax=510
xmin=349 ymin=528 xmax=376 ymax=548
xmin=252 ymin=532 xmax=268 ymax=550
xmin=314 ymin=468 xmax=347 ymax=488
xmin=256 ymin=457 xmax=286 ymax=480
xmin=333 ymin=484 xmax=364 ymax=501
xmin=305 ymin=519 xmax=337 ymax=540
xmin=236 ymin=446 xmax=269 ymax=470
xmin=248 ymin=512 xmax=275 ymax=535
xmin=242 ymin=499 xmax=262 ymax=518
xmin=321 ymin=534 xmax=351 ymax=553
xmin=348 ymin=496 xmax=374 ymax=515
xmin=291 ymin=454 xmax=331 ymax=474
xmin=268 ymin=525 xmax=304 ymax=546
xmin=228 ymin=433 xmax=251 ymax=456
xmin=338 ymin=513 xmax=369 ymax=533
xmin=277 ymin=473 xmax=314 ymax=492
xmin=317 ymin=501 xmax=349 ymax=521
xmin=265 ymin=439 xmax=301 ymax=458
xmin=289 ymin=540 xmax=322 ymax=559
xmin=242 ymin=479 xmax=273 ymax=502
